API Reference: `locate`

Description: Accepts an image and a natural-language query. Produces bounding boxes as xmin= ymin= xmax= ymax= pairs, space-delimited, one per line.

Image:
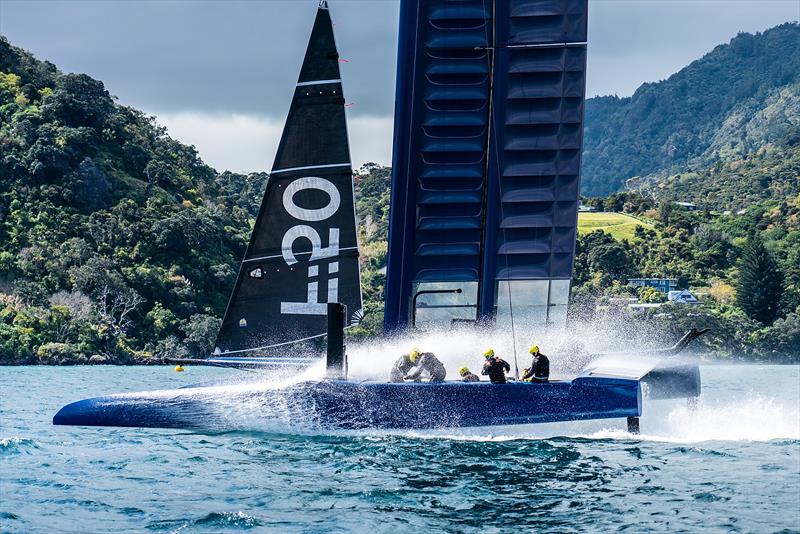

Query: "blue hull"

xmin=53 ymin=377 xmax=641 ymax=431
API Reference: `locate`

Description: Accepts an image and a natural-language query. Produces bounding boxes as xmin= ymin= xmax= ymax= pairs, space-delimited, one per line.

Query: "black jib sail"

xmin=214 ymin=2 xmax=362 ymax=356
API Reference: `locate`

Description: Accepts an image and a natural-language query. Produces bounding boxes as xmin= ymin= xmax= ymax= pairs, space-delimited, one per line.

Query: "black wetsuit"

xmin=461 ymin=371 xmax=480 ymax=382
xmin=522 ymin=353 xmax=550 ymax=382
xmin=406 ymin=352 xmax=447 ymax=382
xmin=482 ymin=357 xmax=511 ymax=384
xmin=389 ymin=354 xmax=415 ymax=382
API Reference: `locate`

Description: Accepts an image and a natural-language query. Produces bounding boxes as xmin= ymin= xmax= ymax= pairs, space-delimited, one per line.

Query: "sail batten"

xmin=270 ymin=162 xmax=351 ymax=174
xmin=296 ymin=79 xmax=342 ymax=87
xmin=242 ymin=246 xmax=359 ymax=265
xmin=214 ymin=5 xmax=362 ymax=356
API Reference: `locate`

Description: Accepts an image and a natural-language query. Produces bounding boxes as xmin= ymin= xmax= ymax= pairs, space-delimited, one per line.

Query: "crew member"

xmin=481 ymin=349 xmax=511 ymax=384
xmin=405 ymin=351 xmax=447 ymax=382
xmin=458 ymin=365 xmax=480 ymax=382
xmin=389 ymin=348 xmax=419 ymax=382
xmin=521 ymin=345 xmax=550 ymax=382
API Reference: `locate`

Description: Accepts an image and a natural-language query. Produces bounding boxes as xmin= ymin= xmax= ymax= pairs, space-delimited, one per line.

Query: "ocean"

xmin=1 ymin=364 xmax=799 ymax=533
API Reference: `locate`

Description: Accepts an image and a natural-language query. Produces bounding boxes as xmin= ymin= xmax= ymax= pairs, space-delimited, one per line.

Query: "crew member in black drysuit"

xmin=389 ymin=348 xmax=419 ymax=382
xmin=481 ymin=348 xmax=511 ymax=384
xmin=405 ymin=351 xmax=447 ymax=382
xmin=521 ymin=345 xmax=550 ymax=383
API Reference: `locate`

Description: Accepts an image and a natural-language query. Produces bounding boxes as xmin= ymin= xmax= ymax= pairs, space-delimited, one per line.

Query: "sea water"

xmin=1 ymin=364 xmax=799 ymax=533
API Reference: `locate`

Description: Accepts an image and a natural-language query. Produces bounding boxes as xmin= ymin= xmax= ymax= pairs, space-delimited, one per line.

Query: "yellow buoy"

xmin=174 ymin=365 xmax=184 ymax=372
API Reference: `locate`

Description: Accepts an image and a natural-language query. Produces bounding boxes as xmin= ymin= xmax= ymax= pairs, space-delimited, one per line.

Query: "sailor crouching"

xmin=405 ymin=350 xmax=447 ymax=383
xmin=458 ymin=366 xmax=480 ymax=382
xmin=521 ymin=345 xmax=550 ymax=383
xmin=389 ymin=348 xmax=419 ymax=382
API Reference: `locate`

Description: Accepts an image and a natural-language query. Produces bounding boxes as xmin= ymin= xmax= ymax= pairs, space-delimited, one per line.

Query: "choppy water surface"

xmin=1 ymin=364 xmax=799 ymax=533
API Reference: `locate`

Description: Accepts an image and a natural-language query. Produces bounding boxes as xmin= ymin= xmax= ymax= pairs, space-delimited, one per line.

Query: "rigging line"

xmin=475 ymin=0 xmax=492 ymax=327
xmin=215 ymin=317 xmax=361 ymax=356
xmin=216 ymin=333 xmax=327 ymax=355
xmin=170 ymin=358 xmax=266 ymax=374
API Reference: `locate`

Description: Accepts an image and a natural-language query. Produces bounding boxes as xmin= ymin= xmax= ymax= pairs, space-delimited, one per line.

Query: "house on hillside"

xmin=673 ymin=201 xmax=697 ymax=211
xmin=628 ymin=278 xmax=678 ymax=295
xmin=578 ymin=204 xmax=596 ymax=213
xmin=667 ymin=290 xmax=700 ymax=304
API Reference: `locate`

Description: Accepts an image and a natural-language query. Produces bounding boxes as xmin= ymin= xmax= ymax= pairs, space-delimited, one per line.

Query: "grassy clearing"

xmin=577 ymin=212 xmax=654 ymax=241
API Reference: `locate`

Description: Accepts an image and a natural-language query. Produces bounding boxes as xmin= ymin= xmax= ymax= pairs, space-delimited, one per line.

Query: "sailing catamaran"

xmin=53 ymin=2 xmax=701 ymax=432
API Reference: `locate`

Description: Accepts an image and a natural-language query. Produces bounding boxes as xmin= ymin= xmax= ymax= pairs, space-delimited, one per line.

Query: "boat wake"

xmin=621 ymin=391 xmax=800 ymax=443
xmin=329 ymin=391 xmax=798 ymax=444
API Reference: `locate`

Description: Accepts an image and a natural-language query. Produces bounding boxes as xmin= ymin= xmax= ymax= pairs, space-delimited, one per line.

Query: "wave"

xmin=0 ymin=436 xmax=39 ymax=455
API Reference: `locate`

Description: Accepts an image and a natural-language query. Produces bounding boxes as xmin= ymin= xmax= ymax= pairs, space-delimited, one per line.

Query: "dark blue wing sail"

xmin=214 ymin=4 xmax=362 ymax=355
xmin=384 ymin=0 xmax=588 ymax=333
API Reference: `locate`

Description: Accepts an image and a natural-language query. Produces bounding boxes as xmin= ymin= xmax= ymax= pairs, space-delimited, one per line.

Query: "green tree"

xmin=182 ymin=314 xmax=221 ymax=357
xmin=736 ymin=234 xmax=784 ymax=325
xmin=638 ymin=286 xmax=665 ymax=303
xmin=588 ymin=242 xmax=631 ymax=280
xmin=758 ymin=310 xmax=800 ymax=361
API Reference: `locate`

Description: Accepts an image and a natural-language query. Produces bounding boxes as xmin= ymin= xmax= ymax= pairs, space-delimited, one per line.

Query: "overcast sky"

xmin=1 ymin=0 xmax=798 ymax=172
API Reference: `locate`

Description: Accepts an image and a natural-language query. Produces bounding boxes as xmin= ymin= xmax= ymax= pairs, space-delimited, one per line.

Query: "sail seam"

xmin=243 ymin=246 xmax=359 ymax=264
xmin=297 ymin=79 xmax=342 ymax=86
xmin=270 ymin=163 xmax=351 ymax=174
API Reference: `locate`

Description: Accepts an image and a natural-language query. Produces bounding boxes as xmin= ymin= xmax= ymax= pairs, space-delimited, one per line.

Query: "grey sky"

xmin=1 ymin=0 xmax=798 ymax=171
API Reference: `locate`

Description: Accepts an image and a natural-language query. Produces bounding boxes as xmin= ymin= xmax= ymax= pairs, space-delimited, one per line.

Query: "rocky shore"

xmin=0 ymin=352 xmax=166 ymax=366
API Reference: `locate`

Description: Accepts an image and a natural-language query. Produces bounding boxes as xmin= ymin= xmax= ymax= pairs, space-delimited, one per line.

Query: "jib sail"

xmin=214 ymin=2 xmax=362 ymax=355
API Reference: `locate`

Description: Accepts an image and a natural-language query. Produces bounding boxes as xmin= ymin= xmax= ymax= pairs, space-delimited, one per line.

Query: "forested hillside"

xmin=1 ymin=21 xmax=798 ymax=364
xmin=0 ymin=37 xmax=268 ymax=363
xmin=628 ymin=128 xmax=800 ymax=210
xmin=582 ymin=23 xmax=800 ymax=196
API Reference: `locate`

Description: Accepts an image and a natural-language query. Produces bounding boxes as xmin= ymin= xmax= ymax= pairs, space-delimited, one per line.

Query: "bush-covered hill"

xmin=1 ymin=23 xmax=798 ymax=364
xmin=0 ymin=37 xmax=269 ymax=363
xmin=582 ymin=23 xmax=800 ymax=196
xmin=628 ymin=125 xmax=800 ymax=211
xmin=573 ymin=188 xmax=799 ymax=360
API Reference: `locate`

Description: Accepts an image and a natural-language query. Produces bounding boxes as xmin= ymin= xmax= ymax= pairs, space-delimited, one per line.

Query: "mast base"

xmin=326 ymin=302 xmax=347 ymax=380
xmin=626 ymin=416 xmax=640 ymax=434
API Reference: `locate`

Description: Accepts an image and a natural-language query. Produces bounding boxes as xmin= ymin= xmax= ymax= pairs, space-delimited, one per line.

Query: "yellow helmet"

xmin=483 ymin=348 xmax=495 ymax=359
xmin=458 ymin=366 xmax=470 ymax=376
xmin=528 ymin=345 xmax=539 ymax=355
xmin=409 ymin=347 xmax=421 ymax=362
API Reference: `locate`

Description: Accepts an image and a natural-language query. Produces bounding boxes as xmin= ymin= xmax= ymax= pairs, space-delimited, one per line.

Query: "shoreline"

xmin=2 ymin=355 xmax=798 ymax=366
